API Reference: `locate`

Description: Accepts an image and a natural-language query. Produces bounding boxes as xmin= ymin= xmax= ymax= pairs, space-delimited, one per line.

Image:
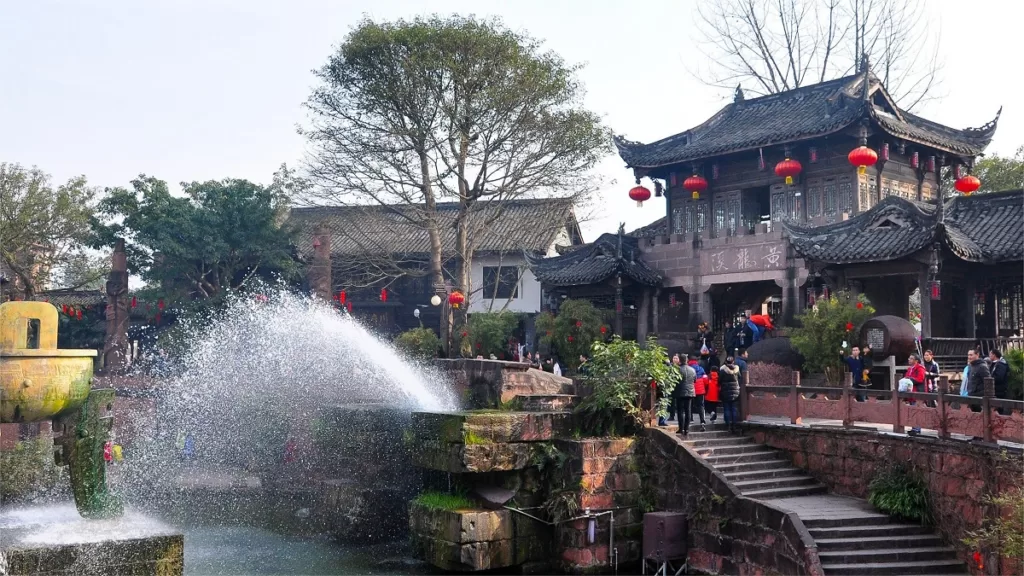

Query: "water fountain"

xmin=0 ymin=301 xmax=183 ymax=575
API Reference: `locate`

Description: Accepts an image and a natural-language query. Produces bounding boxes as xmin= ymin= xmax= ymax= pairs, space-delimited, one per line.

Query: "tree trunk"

xmin=419 ymin=151 xmax=447 ymax=353
xmin=454 ymin=214 xmax=471 ymax=330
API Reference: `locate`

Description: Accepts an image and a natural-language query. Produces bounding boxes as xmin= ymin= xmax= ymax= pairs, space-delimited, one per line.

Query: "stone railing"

xmin=742 ymin=373 xmax=1024 ymax=444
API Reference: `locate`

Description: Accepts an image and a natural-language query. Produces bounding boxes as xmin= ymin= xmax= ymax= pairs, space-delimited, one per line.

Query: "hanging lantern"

xmin=61 ymin=304 xmax=68 ymax=315
xmin=856 ymin=302 xmax=864 ymax=309
xmin=575 ymin=320 xmax=582 ymax=328
xmin=430 ymin=294 xmax=442 ymax=307
xmin=76 ymin=309 xmax=82 ymax=320
xmin=567 ymin=336 xmax=574 ymax=343
xmin=684 ymin=174 xmax=708 ymax=200
xmin=911 ymin=151 xmax=920 ymax=169
xmin=848 ymin=146 xmax=878 ymax=174
xmin=712 ymin=163 xmax=720 ymax=180
xmin=157 ymin=298 xmax=165 ymax=311
xmin=929 ymin=280 xmax=942 ymax=300
xmin=346 ymin=301 xmax=353 ymax=313
xmin=809 ymin=147 xmax=818 ymax=163
xmin=448 ymin=290 xmax=465 ymax=309
xmin=954 ymin=165 xmax=963 ymax=179
xmin=130 ymin=296 xmax=137 ymax=308
xmin=339 ymin=290 xmax=347 ymax=304
xmin=845 ymin=322 xmax=854 ymax=332
xmin=881 ymin=143 xmax=890 ymax=161
xmin=670 ymin=173 xmax=677 ymax=187
xmin=628 ymin=185 xmax=652 ymax=207
xmin=955 ymin=175 xmax=981 ymax=195
xmin=600 ymin=325 xmax=607 ymax=334
xmin=774 ymin=158 xmax=803 ymax=185
xmin=380 ymin=288 xmax=388 ymax=302
xmin=927 ymin=155 xmax=936 ymax=173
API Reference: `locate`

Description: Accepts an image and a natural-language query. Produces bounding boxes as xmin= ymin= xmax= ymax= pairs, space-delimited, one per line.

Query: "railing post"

xmin=892 ymin=370 xmax=904 ymax=434
xmin=983 ymin=376 xmax=995 ymax=443
xmin=741 ymin=370 xmax=750 ymax=422
xmin=790 ymin=370 xmax=802 ymax=425
xmin=842 ymin=371 xmax=853 ymax=428
xmin=937 ymin=375 xmax=949 ymax=440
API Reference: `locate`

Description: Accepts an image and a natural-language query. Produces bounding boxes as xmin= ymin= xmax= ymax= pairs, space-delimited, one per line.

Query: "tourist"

xmin=901 ymin=353 xmax=927 ymax=435
xmin=687 ymin=354 xmax=708 ymax=431
xmin=840 ymin=345 xmax=869 ymax=401
xmin=577 ymin=354 xmax=590 ymax=376
xmin=988 ymin=350 xmax=1009 ymax=399
xmin=552 ymin=357 xmax=563 ymax=377
xmin=735 ymin=350 xmax=749 ymax=381
xmin=705 ymin=362 xmax=720 ymax=424
xmin=542 ymin=357 xmax=554 ymax=373
xmin=674 ymin=354 xmax=697 ymax=436
xmin=922 ymin=349 xmax=941 ymax=408
xmin=966 ymin=349 xmax=991 ymax=414
xmin=719 ymin=356 xmax=742 ymax=433
xmin=694 ymin=323 xmax=715 ymax=362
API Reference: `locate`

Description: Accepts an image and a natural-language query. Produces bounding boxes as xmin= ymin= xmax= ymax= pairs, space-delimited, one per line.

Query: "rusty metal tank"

xmin=858 ymin=315 xmax=918 ymax=363
xmin=1 ymin=301 xmax=97 ymax=422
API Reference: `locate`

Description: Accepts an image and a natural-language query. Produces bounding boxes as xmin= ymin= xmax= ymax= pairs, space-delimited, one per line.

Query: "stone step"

xmin=741 ymin=484 xmax=829 ymax=498
xmin=732 ymin=475 xmax=819 ymax=492
xmin=701 ymin=450 xmax=781 ymax=465
xmin=712 ymin=459 xmax=794 ymax=473
xmin=820 ymin=559 xmax=966 ymax=575
xmin=676 ymin=430 xmax=739 ymax=440
xmin=684 ymin=436 xmax=756 ymax=448
xmin=803 ymin=515 xmax=893 ymax=528
xmin=696 ymin=443 xmax=772 ymax=456
xmin=518 ymin=395 xmax=576 ymax=412
xmin=808 ymin=524 xmax=932 ymax=539
xmin=723 ymin=466 xmax=804 ymax=481
xmin=818 ymin=547 xmax=959 ymax=565
xmin=814 ymin=534 xmax=944 ymax=551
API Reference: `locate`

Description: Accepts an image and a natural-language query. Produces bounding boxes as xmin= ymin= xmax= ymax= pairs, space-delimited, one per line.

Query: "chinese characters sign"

xmin=700 ymin=242 xmax=786 ymax=275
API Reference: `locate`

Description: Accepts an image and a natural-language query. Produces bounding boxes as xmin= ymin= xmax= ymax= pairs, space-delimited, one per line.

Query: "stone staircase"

xmin=673 ymin=424 xmax=967 ymax=575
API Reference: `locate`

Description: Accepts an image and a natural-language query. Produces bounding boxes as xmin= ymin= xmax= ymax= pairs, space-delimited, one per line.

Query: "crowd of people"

xmin=662 ymin=347 xmax=750 ymax=437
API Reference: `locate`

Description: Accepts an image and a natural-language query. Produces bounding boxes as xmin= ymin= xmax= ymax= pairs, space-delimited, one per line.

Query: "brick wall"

xmin=644 ymin=429 xmax=824 ymax=575
xmin=749 ymin=423 xmax=1023 ymax=576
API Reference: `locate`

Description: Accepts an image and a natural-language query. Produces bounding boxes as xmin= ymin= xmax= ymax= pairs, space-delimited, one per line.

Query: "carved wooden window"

xmin=683 ymin=204 xmax=696 ymax=234
xmin=672 ymin=205 xmax=686 ymax=234
xmin=726 ymin=194 xmax=741 ymax=235
xmin=714 ymin=202 xmax=726 ymax=234
xmin=770 ymin=191 xmax=786 ymax=222
xmin=786 ymin=190 xmax=803 ymax=221
xmin=998 ymin=284 xmax=1023 ymax=332
xmin=823 ymin=179 xmax=837 ymax=217
xmin=696 ymin=200 xmax=709 ymax=232
xmin=839 ymin=177 xmax=853 ymax=215
xmin=806 ymin=181 xmax=821 ymax=218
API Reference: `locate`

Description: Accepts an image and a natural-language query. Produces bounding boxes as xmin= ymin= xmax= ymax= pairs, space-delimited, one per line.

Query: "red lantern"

xmin=600 ymin=325 xmax=607 ymax=334
xmin=774 ymin=158 xmax=803 ymax=185
xmin=881 ymin=142 xmax=890 ymax=161
xmin=568 ymin=335 xmax=574 ymax=342
xmin=845 ymin=322 xmax=854 ymax=332
xmin=476 ymin=343 xmax=481 ymax=349
xmin=448 ymin=290 xmax=465 ymax=309
xmin=575 ymin=321 xmax=582 ymax=328
xmin=973 ymin=551 xmax=983 ymax=570
xmin=911 ymin=151 xmax=920 ymax=169
xmin=157 ymin=298 xmax=165 ymax=311
xmin=380 ymin=288 xmax=387 ymax=302
xmin=155 ymin=311 xmax=161 ymax=324
xmin=346 ymin=301 xmax=353 ymax=313
xmin=628 ymin=185 xmax=651 ymax=207
xmin=461 ymin=331 xmax=468 ymax=338
xmin=848 ymin=146 xmax=878 ymax=175
xmin=684 ymin=175 xmax=708 ymax=200
xmin=954 ymin=175 xmax=981 ymax=195
xmin=856 ymin=302 xmax=864 ymax=310
xmin=930 ymin=280 xmax=942 ymax=301
xmin=130 ymin=296 xmax=137 ymax=308
xmin=809 ymin=147 xmax=818 ymax=163
xmin=61 ymin=304 xmax=68 ymax=314
xmin=76 ymin=309 xmax=82 ymax=320
xmin=103 ymin=442 xmax=113 ymax=462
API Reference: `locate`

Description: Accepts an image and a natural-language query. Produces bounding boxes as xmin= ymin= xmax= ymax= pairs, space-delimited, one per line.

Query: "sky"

xmin=1 ymin=0 xmax=1021 ymax=241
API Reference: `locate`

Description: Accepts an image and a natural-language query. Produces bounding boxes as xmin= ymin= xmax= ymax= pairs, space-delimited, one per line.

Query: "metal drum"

xmin=858 ymin=315 xmax=918 ymax=364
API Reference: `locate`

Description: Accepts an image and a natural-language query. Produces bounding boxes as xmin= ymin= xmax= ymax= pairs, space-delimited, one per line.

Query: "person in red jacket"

xmin=687 ymin=355 xmax=708 ymax=432
xmin=705 ymin=367 xmax=720 ymax=424
xmin=903 ymin=353 xmax=927 ymax=435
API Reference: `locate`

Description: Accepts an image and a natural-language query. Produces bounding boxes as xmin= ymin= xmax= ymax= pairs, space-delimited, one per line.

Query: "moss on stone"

xmin=413 ymin=490 xmax=476 ymax=511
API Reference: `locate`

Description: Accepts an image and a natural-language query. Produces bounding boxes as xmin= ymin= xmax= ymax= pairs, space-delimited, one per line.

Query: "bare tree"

xmin=693 ymin=0 xmax=942 ymax=110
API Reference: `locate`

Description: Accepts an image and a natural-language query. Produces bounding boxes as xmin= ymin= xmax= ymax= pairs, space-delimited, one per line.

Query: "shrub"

xmin=535 ymin=299 xmax=609 ymax=371
xmin=791 ymin=291 xmax=875 ymax=385
xmin=868 ymin=464 xmax=932 ymax=524
xmin=575 ymin=336 xmax=679 ymax=436
xmin=1005 ymin=348 xmax=1024 ymax=401
xmin=394 ymin=327 xmax=441 ymax=361
xmin=460 ymin=311 xmax=520 ymax=359
xmin=963 ymin=485 xmax=1024 ymax=560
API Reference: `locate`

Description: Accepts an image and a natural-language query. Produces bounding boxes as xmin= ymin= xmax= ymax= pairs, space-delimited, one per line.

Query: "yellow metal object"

xmin=0 ymin=301 xmax=97 ymax=423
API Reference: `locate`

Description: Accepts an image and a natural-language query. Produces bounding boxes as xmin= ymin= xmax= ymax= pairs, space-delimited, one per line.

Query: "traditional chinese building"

xmin=536 ymin=62 xmax=1016 ymax=345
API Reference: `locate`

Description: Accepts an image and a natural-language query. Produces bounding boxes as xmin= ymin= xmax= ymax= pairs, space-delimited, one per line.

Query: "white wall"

xmin=467 ymin=254 xmax=543 ymax=314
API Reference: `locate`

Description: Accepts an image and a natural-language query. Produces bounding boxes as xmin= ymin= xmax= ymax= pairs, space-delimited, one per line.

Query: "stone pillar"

xmin=637 ymin=288 xmax=651 ymax=343
xmin=614 ymin=274 xmax=624 ymax=337
xmin=962 ymin=276 xmax=977 ymax=338
xmin=919 ymin=267 xmax=932 ymax=339
xmin=102 ymin=239 xmax=130 ymax=373
xmin=308 ymin=226 xmax=332 ymax=301
xmin=685 ymin=285 xmax=712 ymax=326
xmin=652 ymin=288 xmax=661 ymax=335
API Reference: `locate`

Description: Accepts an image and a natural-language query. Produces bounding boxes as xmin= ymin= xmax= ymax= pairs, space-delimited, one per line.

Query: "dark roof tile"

xmin=526 ymin=233 xmax=661 ymax=287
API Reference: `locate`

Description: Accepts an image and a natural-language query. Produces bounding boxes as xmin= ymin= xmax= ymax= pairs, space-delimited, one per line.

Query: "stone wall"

xmin=433 ymin=358 xmax=573 ymax=409
xmin=644 ymin=429 xmax=824 ymax=576
xmin=409 ymin=504 xmax=549 ymax=571
xmin=749 ymin=423 xmax=1024 ymax=576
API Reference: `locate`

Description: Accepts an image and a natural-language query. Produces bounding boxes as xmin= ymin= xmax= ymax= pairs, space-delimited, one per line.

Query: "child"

xmin=705 ymin=367 xmax=720 ymax=423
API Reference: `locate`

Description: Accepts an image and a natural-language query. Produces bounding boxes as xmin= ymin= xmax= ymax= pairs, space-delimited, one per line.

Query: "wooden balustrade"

xmin=741 ymin=374 xmax=1024 ymax=445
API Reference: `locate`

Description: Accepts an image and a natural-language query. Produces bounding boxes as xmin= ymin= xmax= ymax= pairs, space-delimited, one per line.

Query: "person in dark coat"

xmin=966 ymin=349 xmax=991 ymax=412
xmin=988 ymin=349 xmax=1009 ymax=399
xmin=718 ymin=356 xmax=742 ymax=433
xmin=674 ymin=355 xmax=698 ymax=436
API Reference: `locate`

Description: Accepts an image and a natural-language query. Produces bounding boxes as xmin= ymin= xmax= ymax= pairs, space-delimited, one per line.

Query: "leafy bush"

xmin=1005 ymin=348 xmax=1024 ymax=401
xmin=535 ymin=299 xmax=609 ymax=371
xmin=791 ymin=291 xmax=875 ymax=385
xmin=394 ymin=327 xmax=441 ymax=361
xmin=575 ymin=336 xmax=679 ymax=436
xmin=963 ymin=485 xmax=1024 ymax=560
xmin=460 ymin=311 xmax=520 ymax=359
xmin=412 ymin=490 xmax=476 ymax=511
xmin=868 ymin=464 xmax=932 ymax=524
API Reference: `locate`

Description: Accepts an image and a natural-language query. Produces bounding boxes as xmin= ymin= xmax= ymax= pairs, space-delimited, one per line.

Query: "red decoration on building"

xmin=76 ymin=309 xmax=82 ymax=320
xmin=628 ymin=185 xmax=652 ymax=207
xmin=668 ymin=293 xmax=676 ymax=307
xmin=130 ymin=296 xmax=137 ymax=308
xmin=683 ymin=174 xmax=708 ymax=200
xmin=157 ymin=298 xmax=165 ymax=311
xmin=670 ymin=173 xmax=677 ymax=187
xmin=881 ymin=142 xmax=890 ymax=161
xmin=911 ymin=151 xmax=920 ymax=169
xmin=930 ymin=280 xmax=942 ymax=301
xmin=954 ymin=175 xmax=981 ymax=195
xmin=600 ymin=325 xmax=607 ymax=334
xmin=448 ymin=290 xmax=465 ymax=309
xmin=380 ymin=288 xmax=387 ymax=302
xmin=774 ymin=158 xmax=803 ymax=185
xmin=856 ymin=302 xmax=864 ymax=309
xmin=848 ymin=146 xmax=878 ymax=174
xmin=845 ymin=322 xmax=854 ymax=332
xmin=808 ymin=147 xmax=818 ymax=163
xmin=711 ymin=163 xmax=720 ymax=180
xmin=973 ymin=551 xmax=983 ymax=570
xmin=346 ymin=302 xmax=352 ymax=313
xmin=575 ymin=320 xmax=582 ymax=328
xmin=61 ymin=304 xmax=68 ymax=314
xmin=927 ymin=155 xmax=936 ymax=173
xmin=339 ymin=290 xmax=347 ymax=304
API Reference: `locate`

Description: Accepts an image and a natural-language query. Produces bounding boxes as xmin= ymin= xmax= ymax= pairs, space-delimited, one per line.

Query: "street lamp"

xmin=430 ymin=294 xmax=442 ymax=307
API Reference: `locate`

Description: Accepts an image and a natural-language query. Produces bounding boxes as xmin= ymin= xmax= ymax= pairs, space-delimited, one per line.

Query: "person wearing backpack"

xmin=705 ymin=365 xmax=720 ymax=424
xmin=719 ymin=357 xmax=742 ymax=433
xmin=686 ymin=354 xmax=708 ymax=432
xmin=674 ymin=355 xmax=698 ymax=436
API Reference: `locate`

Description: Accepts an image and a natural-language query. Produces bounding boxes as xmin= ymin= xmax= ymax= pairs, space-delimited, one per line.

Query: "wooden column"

xmin=963 ymin=276 xmax=977 ymax=338
xmin=637 ymin=288 xmax=651 ymax=343
xmin=919 ymin=267 xmax=933 ymax=339
xmin=102 ymin=239 xmax=130 ymax=373
xmin=309 ymin=226 xmax=333 ymax=301
xmin=614 ymin=274 xmax=624 ymax=338
xmin=652 ymin=288 xmax=661 ymax=335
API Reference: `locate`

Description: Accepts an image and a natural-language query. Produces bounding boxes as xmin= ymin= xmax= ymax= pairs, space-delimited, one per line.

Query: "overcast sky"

xmin=2 ymin=0 xmax=1019 ymax=240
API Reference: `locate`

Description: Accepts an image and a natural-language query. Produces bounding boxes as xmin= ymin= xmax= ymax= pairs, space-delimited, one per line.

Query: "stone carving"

xmin=700 ymin=242 xmax=787 ymax=275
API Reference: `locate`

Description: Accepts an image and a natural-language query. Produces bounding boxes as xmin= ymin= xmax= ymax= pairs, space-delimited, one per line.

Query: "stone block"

xmin=412 ymin=441 xmax=533 ymax=473
xmin=409 ymin=503 xmax=513 ymax=543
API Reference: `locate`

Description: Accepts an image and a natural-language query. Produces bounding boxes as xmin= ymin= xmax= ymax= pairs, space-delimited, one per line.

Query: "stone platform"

xmin=0 ymin=503 xmax=183 ymax=575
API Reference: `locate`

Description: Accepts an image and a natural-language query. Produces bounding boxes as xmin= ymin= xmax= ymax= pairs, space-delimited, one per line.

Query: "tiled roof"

xmin=33 ymin=289 xmax=105 ymax=307
xmin=784 ymin=189 xmax=1023 ymax=264
xmin=525 ymin=233 xmax=662 ymax=287
xmin=288 ymin=198 xmax=580 ymax=258
xmin=615 ymin=73 xmax=999 ymax=169
xmin=628 ymin=217 xmax=668 ymax=239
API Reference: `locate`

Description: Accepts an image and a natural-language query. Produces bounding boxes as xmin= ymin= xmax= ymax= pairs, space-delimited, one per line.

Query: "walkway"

xmin=666 ymin=423 xmax=967 ymax=575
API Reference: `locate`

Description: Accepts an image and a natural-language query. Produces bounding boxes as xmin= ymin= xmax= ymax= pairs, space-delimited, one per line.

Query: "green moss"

xmin=463 ymin=430 xmax=491 ymax=445
xmin=413 ymin=491 xmax=476 ymax=511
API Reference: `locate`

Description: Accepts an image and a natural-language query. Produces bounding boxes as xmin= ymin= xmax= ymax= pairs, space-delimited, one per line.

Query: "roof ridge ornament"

xmin=734 ymin=85 xmax=745 ymax=103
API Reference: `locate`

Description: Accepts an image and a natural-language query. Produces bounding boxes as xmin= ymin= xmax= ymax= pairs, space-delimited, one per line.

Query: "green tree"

xmin=790 ymin=292 xmax=875 ymax=385
xmin=974 ymin=146 xmax=1024 ymax=193
xmin=303 ymin=15 xmax=610 ymax=336
xmin=460 ymin=311 xmax=520 ymax=359
xmin=92 ymin=175 xmax=298 ymax=312
xmin=394 ymin=327 xmax=441 ymax=361
xmin=0 ymin=163 xmax=96 ymax=299
xmin=535 ymin=299 xmax=609 ymax=371
xmin=575 ymin=336 xmax=679 ymax=436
